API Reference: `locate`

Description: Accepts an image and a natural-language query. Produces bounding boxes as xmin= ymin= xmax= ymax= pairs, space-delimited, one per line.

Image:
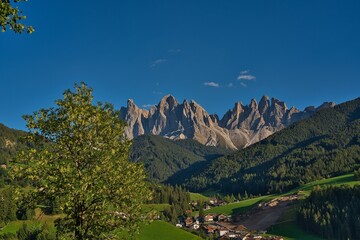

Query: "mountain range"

xmin=120 ymin=95 xmax=335 ymax=149
xmin=1 ymin=96 xmax=358 ymax=193
xmin=180 ymin=97 xmax=360 ymax=194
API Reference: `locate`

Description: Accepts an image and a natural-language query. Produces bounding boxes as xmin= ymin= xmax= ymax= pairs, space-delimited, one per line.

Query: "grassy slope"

xmin=199 ymin=174 xmax=359 ymax=240
xmin=266 ymin=174 xmax=360 ymax=240
xmin=1 ymin=219 xmax=202 ymax=240
xmin=0 ymin=209 xmax=59 ymax=235
xmin=143 ymin=203 xmax=170 ymax=212
xmin=1 ymin=212 xmax=202 ymax=240
xmin=285 ymin=173 xmax=359 ymax=195
xmin=138 ymin=221 xmax=202 ymax=240
xmin=204 ymin=196 xmax=268 ymax=215
xmin=1 ymin=220 xmax=203 ymax=240
xmin=189 ymin=192 xmax=209 ymax=202
xmin=203 ymin=173 xmax=359 ymax=216
xmin=266 ymin=204 xmax=322 ymax=240
xmin=0 ymin=220 xmax=34 ymax=235
xmin=1 ymin=174 xmax=358 ymax=239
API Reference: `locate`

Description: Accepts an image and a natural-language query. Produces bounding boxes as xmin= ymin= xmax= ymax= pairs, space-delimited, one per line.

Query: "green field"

xmin=266 ymin=204 xmax=322 ymax=240
xmin=189 ymin=192 xmax=209 ymax=202
xmin=0 ymin=210 xmax=201 ymax=240
xmin=267 ymin=221 xmax=323 ymax=240
xmin=199 ymin=174 xmax=360 ymax=239
xmin=267 ymin=174 xmax=360 ymax=240
xmin=286 ymin=173 xmax=359 ymax=195
xmin=1 ymin=174 xmax=358 ymax=239
xmin=204 ymin=195 xmax=270 ymax=215
xmin=203 ymin=173 xmax=359 ymax=216
xmin=0 ymin=209 xmax=59 ymax=235
xmin=143 ymin=203 xmax=170 ymax=212
xmin=137 ymin=221 xmax=202 ymax=240
xmin=1 ymin=219 xmax=202 ymax=240
xmin=0 ymin=220 xmax=35 ymax=235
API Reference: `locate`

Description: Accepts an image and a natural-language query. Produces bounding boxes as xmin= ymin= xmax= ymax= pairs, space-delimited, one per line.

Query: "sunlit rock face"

xmin=120 ymin=95 xmax=335 ymax=149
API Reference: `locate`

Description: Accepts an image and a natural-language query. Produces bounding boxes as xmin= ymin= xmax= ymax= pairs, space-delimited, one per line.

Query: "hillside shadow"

xmin=165 ymin=153 xmax=225 ymax=185
xmin=165 ymin=159 xmax=211 ymax=185
xmin=238 ymin=135 xmax=327 ymax=176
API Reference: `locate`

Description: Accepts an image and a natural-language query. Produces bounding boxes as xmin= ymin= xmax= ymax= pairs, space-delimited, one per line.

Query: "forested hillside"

xmin=0 ymin=123 xmax=26 ymax=165
xmin=130 ymin=135 xmax=232 ymax=182
xmin=0 ymin=124 xmax=27 ymax=187
xmin=0 ymin=121 xmax=232 ymax=186
xmin=182 ymin=97 xmax=360 ymax=195
xmin=298 ymin=185 xmax=360 ymax=240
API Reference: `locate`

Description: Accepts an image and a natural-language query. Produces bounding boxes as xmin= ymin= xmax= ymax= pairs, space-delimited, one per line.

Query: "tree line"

xmin=148 ymin=184 xmax=191 ymax=223
xmin=297 ymin=185 xmax=360 ymax=239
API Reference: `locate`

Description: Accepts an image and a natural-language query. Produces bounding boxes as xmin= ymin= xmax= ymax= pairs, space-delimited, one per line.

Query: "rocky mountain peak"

xmin=127 ymin=98 xmax=136 ymax=107
xmin=271 ymin=97 xmax=287 ymax=110
xmin=259 ymin=95 xmax=270 ymax=114
xmin=249 ymin=98 xmax=258 ymax=108
xmin=318 ymin=102 xmax=336 ymax=110
xmin=158 ymin=95 xmax=178 ymax=110
xmin=120 ymin=95 xmax=336 ymax=149
xmin=234 ymin=102 xmax=244 ymax=113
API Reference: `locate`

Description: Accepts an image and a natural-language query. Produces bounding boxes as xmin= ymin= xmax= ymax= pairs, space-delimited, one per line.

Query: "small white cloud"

xmin=204 ymin=82 xmax=220 ymax=87
xmin=168 ymin=49 xmax=181 ymax=53
xmin=142 ymin=104 xmax=155 ymax=108
xmin=240 ymin=82 xmax=247 ymax=87
xmin=227 ymin=83 xmax=234 ymax=87
xmin=150 ymin=59 xmax=167 ymax=67
xmin=237 ymin=69 xmax=256 ymax=81
xmin=237 ymin=74 xmax=256 ymax=81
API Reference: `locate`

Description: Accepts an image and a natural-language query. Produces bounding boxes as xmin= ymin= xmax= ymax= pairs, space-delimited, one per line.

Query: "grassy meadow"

xmin=1 ymin=173 xmax=359 ymax=239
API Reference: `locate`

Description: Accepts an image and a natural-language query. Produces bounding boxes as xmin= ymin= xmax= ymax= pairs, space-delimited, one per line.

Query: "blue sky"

xmin=1 ymin=0 xmax=360 ymax=130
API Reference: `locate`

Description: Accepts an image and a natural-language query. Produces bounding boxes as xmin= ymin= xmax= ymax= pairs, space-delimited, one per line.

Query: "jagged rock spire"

xmin=119 ymin=95 xmax=335 ymax=149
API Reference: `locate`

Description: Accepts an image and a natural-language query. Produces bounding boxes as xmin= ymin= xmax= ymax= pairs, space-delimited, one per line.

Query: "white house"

xmin=192 ymin=224 xmax=200 ymax=230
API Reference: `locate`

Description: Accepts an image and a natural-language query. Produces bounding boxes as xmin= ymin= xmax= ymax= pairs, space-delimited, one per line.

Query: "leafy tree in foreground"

xmin=0 ymin=0 xmax=34 ymax=33
xmin=11 ymin=83 xmax=151 ymax=239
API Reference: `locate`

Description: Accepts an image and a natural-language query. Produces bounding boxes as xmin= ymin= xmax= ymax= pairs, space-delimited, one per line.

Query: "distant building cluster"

xmin=176 ymin=213 xmax=283 ymax=240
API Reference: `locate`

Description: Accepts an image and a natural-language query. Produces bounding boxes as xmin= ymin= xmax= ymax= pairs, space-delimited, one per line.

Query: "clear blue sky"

xmin=1 ymin=0 xmax=360 ymax=130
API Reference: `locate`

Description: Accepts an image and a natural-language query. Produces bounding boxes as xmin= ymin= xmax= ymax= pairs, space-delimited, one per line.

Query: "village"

xmin=173 ymin=195 xmax=301 ymax=240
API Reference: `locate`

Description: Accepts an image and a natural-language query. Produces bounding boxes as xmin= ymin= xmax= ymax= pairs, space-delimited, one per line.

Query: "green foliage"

xmin=15 ymin=202 xmax=34 ymax=221
xmin=0 ymin=123 xmax=28 ymax=187
xmin=0 ymin=0 xmax=34 ymax=34
xmin=0 ymin=187 xmax=17 ymax=226
xmin=0 ymin=222 xmax=57 ymax=240
xmin=268 ymin=221 xmax=323 ymax=240
xmin=1 ymin=232 xmax=18 ymax=240
xmin=354 ymin=168 xmax=360 ymax=180
xmin=10 ymin=83 xmax=151 ymax=239
xmin=183 ymin=98 xmax=360 ymax=195
xmin=131 ymin=135 xmax=231 ymax=183
xmin=198 ymin=201 xmax=204 ymax=220
xmin=148 ymin=184 xmax=190 ymax=223
xmin=298 ymin=185 xmax=360 ymax=240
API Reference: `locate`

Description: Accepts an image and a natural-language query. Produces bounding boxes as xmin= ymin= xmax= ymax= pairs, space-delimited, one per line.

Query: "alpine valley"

xmin=1 ymin=95 xmax=360 ymax=240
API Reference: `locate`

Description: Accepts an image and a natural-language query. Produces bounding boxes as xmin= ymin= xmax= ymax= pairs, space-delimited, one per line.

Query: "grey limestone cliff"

xmin=120 ymin=95 xmax=335 ymax=149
